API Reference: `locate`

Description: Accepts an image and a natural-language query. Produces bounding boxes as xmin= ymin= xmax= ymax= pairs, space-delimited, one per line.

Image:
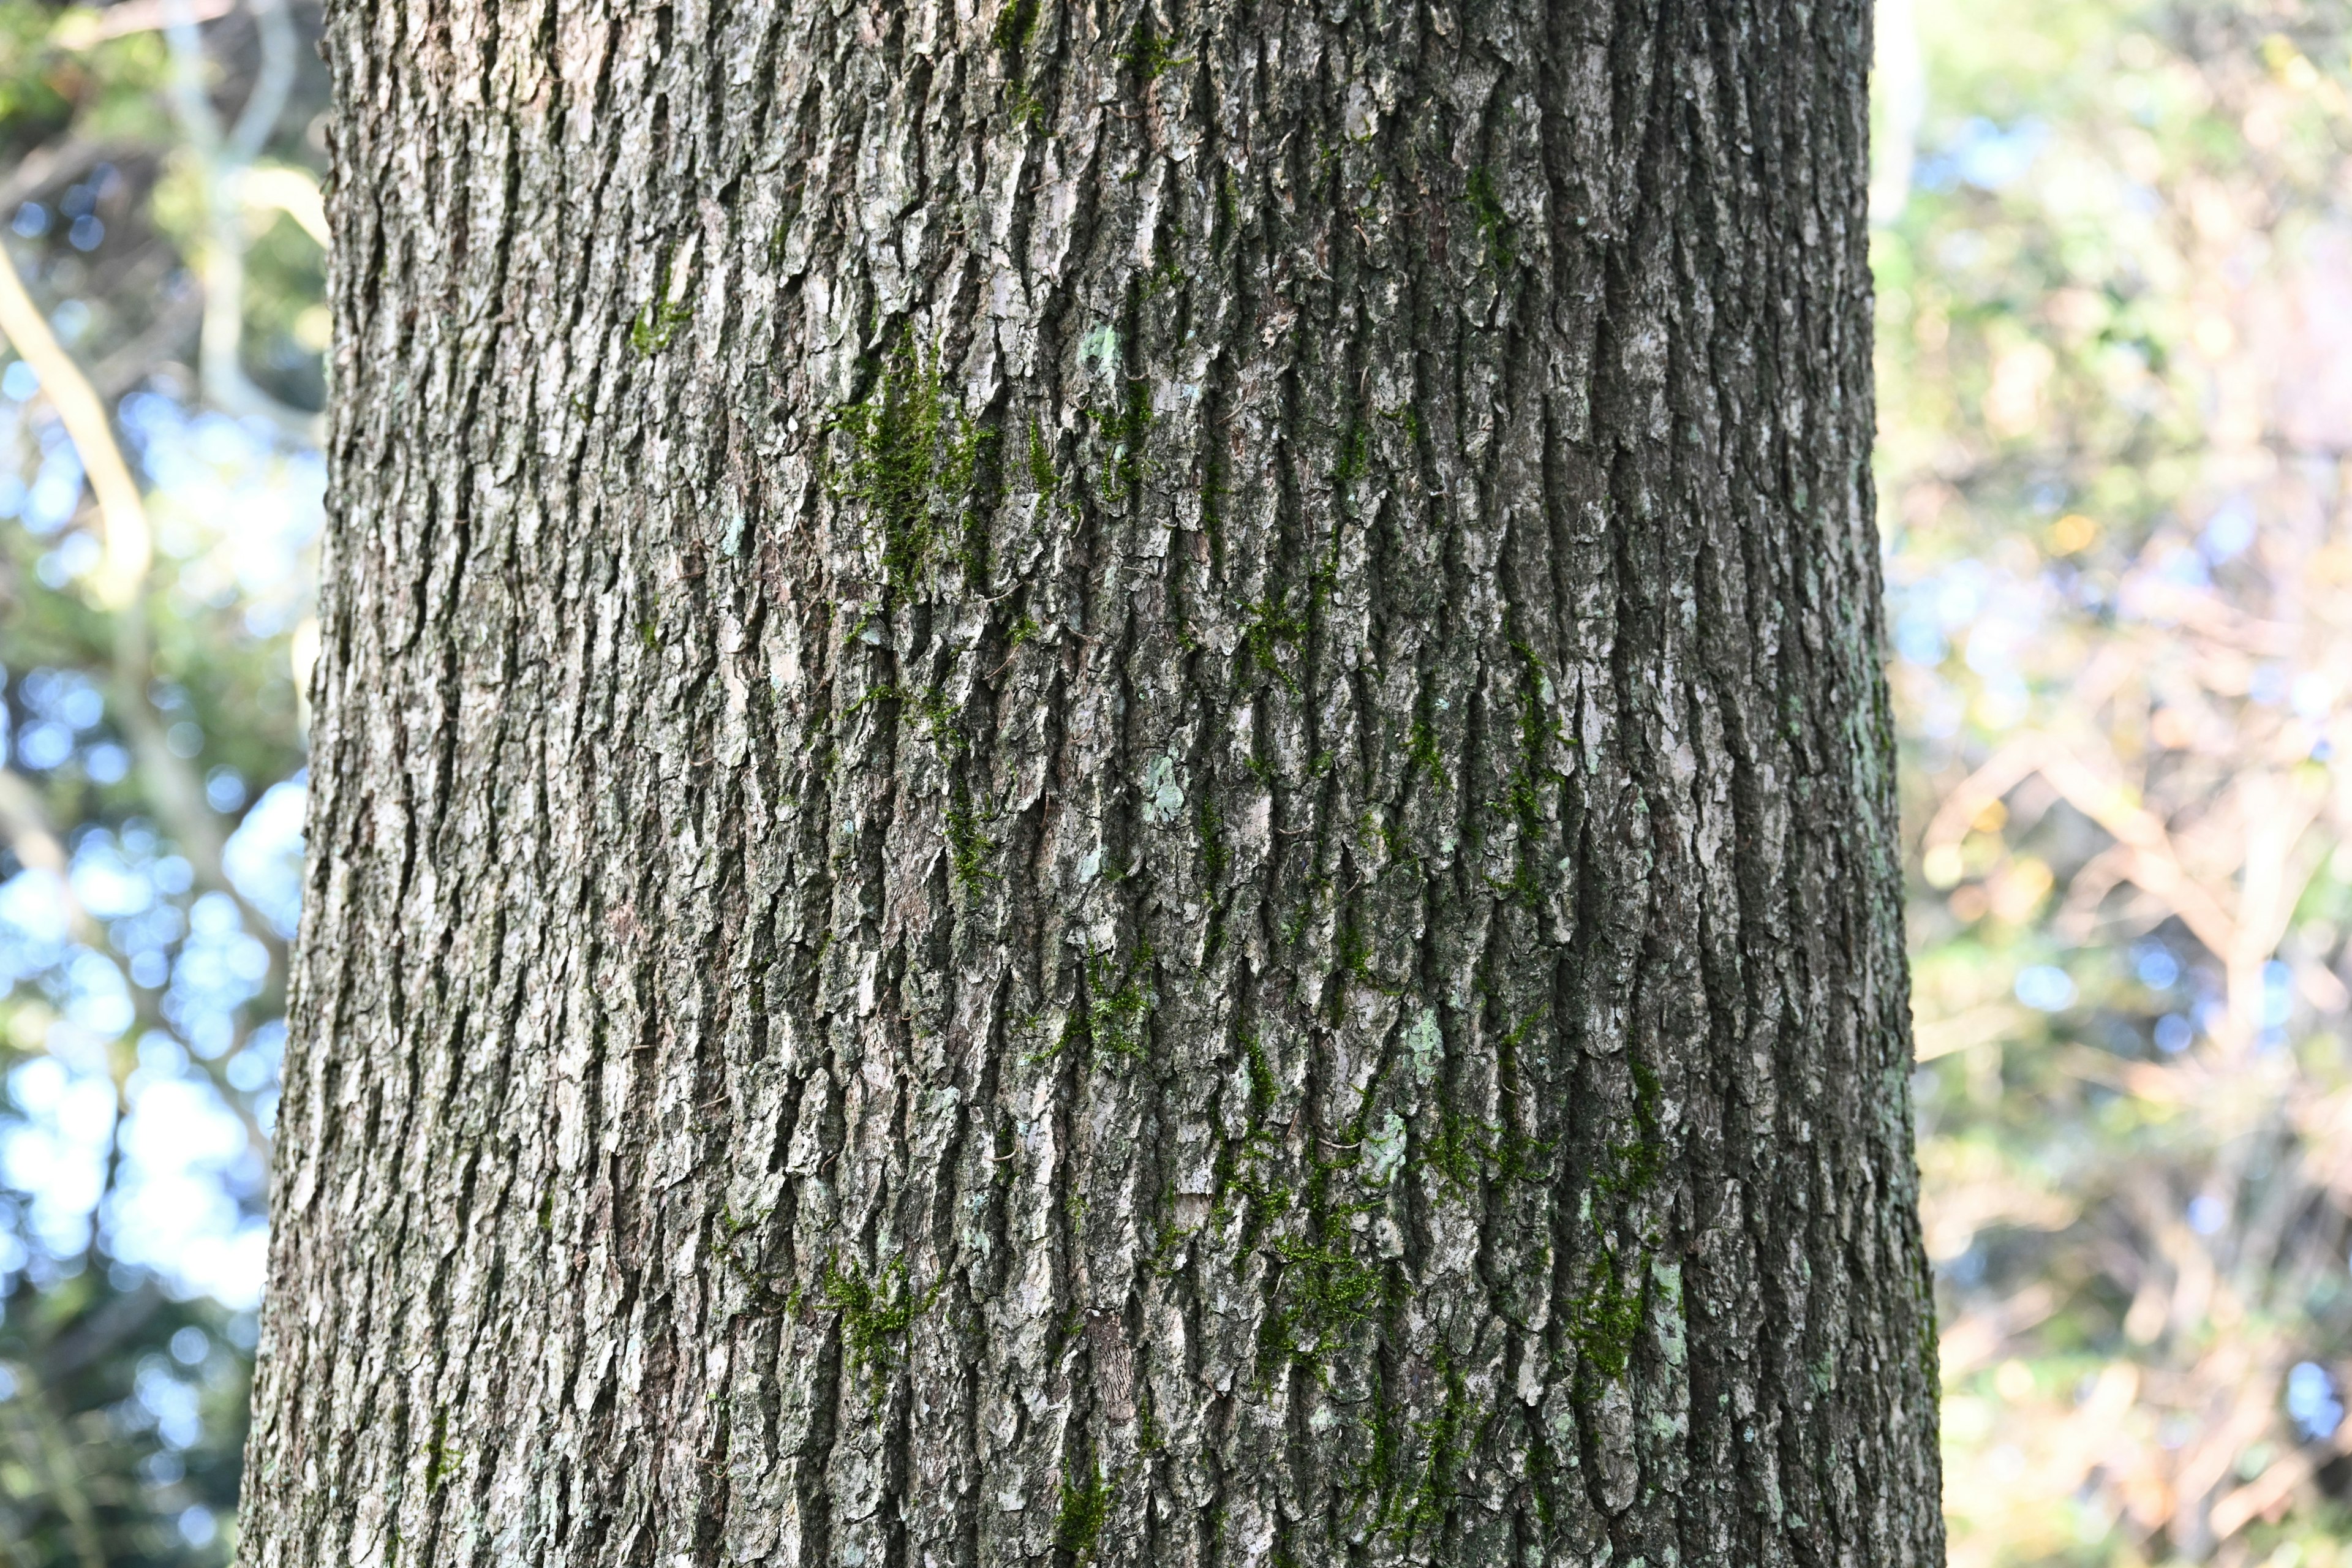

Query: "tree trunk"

xmin=243 ymin=2 xmax=1939 ymax=1566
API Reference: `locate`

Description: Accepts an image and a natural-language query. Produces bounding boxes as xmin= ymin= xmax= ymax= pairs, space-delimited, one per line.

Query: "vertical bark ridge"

xmin=244 ymin=1 xmax=1939 ymax=1566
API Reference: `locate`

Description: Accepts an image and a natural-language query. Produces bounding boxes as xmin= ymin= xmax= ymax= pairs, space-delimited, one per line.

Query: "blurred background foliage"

xmin=1 ymin=0 xmax=2350 ymax=1566
xmin=0 ymin=0 xmax=323 ymax=1562
xmin=1880 ymin=0 xmax=2352 ymax=1564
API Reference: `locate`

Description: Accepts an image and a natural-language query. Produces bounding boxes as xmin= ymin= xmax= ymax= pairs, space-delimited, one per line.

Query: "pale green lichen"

xmin=1140 ymin=753 xmax=1185 ymax=825
xmin=1403 ymin=1008 xmax=1441 ymax=1086
xmin=1653 ymin=1258 xmax=1687 ymax=1368
xmin=1363 ymin=1111 xmax=1406 ymax=1186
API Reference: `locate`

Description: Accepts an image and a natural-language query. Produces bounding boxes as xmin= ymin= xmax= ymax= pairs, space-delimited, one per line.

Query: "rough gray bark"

xmin=241 ymin=2 xmax=1939 ymax=1566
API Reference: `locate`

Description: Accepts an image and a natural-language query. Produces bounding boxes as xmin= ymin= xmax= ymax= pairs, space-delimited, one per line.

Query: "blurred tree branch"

xmin=0 ymin=236 xmax=148 ymax=605
xmin=162 ymin=0 xmax=318 ymax=444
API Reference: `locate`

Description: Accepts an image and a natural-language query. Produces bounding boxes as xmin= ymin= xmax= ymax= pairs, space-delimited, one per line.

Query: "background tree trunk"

xmin=242 ymin=1 xmax=1939 ymax=1564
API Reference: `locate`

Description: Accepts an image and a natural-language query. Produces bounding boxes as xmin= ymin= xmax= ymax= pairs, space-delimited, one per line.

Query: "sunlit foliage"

xmin=0 ymin=0 xmax=325 ymax=1561
xmin=1881 ymin=2 xmax=2352 ymax=1563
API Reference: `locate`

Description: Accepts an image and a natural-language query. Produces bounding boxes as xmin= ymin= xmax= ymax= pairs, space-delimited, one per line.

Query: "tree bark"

xmin=243 ymin=2 xmax=1939 ymax=1566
